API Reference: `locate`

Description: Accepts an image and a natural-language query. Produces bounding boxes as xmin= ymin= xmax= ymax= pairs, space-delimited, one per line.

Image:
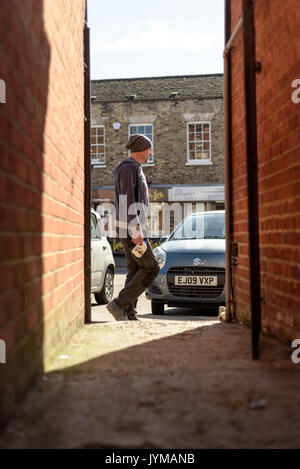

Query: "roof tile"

xmin=91 ymin=74 xmax=224 ymax=102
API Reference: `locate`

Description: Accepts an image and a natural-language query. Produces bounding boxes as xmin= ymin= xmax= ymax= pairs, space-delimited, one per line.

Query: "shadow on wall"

xmin=0 ymin=1 xmax=50 ymax=427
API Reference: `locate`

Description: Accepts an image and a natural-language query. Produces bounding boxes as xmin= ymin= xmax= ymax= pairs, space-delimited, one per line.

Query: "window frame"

xmin=186 ymin=121 xmax=212 ymax=165
xmin=128 ymin=123 xmax=154 ymax=166
xmin=91 ymin=125 xmax=105 ymax=167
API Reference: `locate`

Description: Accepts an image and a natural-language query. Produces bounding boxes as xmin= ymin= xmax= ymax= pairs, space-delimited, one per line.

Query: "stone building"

xmin=90 ymin=74 xmax=224 ymax=248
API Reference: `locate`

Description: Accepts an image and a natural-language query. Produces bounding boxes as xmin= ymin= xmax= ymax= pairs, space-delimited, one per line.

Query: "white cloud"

xmin=91 ymin=20 xmax=223 ymax=54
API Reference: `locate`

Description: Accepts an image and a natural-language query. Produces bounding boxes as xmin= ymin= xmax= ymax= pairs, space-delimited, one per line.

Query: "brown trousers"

xmin=117 ymin=238 xmax=160 ymax=310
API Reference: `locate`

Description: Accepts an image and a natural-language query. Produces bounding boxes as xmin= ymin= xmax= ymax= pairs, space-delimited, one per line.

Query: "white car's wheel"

xmin=94 ymin=268 xmax=114 ymax=304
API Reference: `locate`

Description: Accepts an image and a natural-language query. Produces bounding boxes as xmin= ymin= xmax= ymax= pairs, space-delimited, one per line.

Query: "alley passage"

xmin=1 ymin=272 xmax=300 ymax=449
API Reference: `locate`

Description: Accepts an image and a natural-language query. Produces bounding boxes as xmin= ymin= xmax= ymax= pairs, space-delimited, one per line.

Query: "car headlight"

xmin=153 ymin=246 xmax=167 ymax=269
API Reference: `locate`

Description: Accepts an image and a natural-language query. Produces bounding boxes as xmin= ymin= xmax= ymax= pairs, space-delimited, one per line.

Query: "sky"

xmin=87 ymin=0 xmax=225 ymax=80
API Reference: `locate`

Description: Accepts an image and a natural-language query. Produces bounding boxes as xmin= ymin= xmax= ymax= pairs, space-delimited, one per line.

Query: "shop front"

xmin=92 ymin=184 xmax=225 ymax=255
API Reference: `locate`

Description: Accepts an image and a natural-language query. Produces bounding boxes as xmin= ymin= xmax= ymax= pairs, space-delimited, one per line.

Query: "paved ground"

xmin=0 ymin=270 xmax=300 ymax=449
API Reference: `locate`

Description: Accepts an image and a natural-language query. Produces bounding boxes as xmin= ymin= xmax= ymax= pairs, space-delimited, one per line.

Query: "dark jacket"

xmin=113 ymin=157 xmax=149 ymax=237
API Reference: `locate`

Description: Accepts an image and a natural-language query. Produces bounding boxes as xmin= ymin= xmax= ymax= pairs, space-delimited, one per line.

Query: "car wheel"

xmin=94 ymin=268 xmax=114 ymax=305
xmin=151 ymin=301 xmax=164 ymax=315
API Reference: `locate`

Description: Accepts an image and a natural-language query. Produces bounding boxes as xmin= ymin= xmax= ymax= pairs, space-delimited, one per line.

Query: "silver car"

xmin=146 ymin=210 xmax=226 ymax=314
xmin=91 ymin=208 xmax=115 ymax=304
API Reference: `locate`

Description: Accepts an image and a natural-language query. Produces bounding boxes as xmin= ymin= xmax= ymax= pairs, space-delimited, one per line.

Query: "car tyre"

xmin=94 ymin=268 xmax=114 ymax=305
xmin=151 ymin=301 xmax=164 ymax=315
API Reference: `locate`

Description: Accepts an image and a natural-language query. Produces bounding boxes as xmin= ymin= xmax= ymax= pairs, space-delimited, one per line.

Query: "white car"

xmin=91 ymin=208 xmax=115 ymax=304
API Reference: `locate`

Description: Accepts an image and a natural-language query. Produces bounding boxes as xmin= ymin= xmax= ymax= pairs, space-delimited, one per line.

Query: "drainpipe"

xmin=84 ymin=0 xmax=91 ymax=323
xmin=223 ymin=3 xmax=243 ymax=322
xmin=242 ymin=0 xmax=261 ymax=359
xmin=224 ymin=1 xmax=261 ymax=359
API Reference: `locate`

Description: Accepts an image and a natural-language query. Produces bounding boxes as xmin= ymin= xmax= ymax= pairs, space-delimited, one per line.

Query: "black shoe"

xmin=106 ymin=299 xmax=126 ymax=321
xmin=125 ymin=307 xmax=138 ymax=321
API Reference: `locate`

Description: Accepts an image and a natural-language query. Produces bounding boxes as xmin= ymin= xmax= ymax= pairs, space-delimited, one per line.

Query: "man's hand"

xmin=131 ymin=226 xmax=144 ymax=245
xmin=132 ymin=235 xmax=144 ymax=245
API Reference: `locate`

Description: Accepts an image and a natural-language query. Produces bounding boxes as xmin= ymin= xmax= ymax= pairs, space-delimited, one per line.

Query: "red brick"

xmin=0 ymin=319 xmax=15 ymax=351
xmin=231 ymin=0 xmax=300 ymax=341
xmin=0 ymin=0 xmax=86 ymax=428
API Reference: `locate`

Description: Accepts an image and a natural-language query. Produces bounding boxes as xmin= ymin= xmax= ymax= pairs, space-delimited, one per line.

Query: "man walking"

xmin=106 ymin=134 xmax=160 ymax=321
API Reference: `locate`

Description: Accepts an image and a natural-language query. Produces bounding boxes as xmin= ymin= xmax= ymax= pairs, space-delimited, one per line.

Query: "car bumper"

xmin=145 ymin=257 xmax=226 ymax=306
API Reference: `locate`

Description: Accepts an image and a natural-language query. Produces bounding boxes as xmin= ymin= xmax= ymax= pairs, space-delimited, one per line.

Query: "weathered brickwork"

xmin=91 ymin=75 xmax=224 ymax=189
xmin=0 ymin=0 xmax=86 ymax=426
xmin=230 ymin=0 xmax=300 ymax=342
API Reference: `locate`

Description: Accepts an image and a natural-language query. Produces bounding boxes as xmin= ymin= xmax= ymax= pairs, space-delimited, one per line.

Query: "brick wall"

xmin=230 ymin=0 xmax=300 ymax=342
xmin=0 ymin=0 xmax=86 ymax=426
xmin=230 ymin=0 xmax=251 ymax=325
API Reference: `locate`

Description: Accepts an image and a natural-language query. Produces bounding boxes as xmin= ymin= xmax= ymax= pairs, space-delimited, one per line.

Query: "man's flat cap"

xmin=125 ymin=134 xmax=152 ymax=152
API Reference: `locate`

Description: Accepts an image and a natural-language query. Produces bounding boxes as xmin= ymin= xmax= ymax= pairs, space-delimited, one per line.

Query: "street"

xmin=92 ymin=268 xmax=220 ymax=323
xmin=0 ymin=269 xmax=300 ymax=449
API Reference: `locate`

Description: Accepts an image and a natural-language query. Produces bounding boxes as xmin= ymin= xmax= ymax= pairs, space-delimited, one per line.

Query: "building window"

xmin=128 ymin=124 xmax=154 ymax=165
xmin=91 ymin=125 xmax=105 ymax=166
xmin=187 ymin=122 xmax=211 ymax=164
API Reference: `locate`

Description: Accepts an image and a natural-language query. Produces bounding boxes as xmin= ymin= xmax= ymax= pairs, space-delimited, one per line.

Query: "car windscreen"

xmin=169 ymin=212 xmax=225 ymax=240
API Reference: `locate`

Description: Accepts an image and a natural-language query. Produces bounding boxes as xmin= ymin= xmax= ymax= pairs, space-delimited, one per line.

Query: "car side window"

xmin=91 ymin=214 xmax=101 ymax=239
xmin=98 ymin=217 xmax=105 ymax=237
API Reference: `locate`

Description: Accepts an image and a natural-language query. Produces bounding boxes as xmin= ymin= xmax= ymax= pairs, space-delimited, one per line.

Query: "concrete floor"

xmin=0 ymin=270 xmax=300 ymax=449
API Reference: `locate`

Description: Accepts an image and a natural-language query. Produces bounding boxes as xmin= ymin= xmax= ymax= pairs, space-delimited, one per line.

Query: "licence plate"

xmin=175 ymin=276 xmax=218 ymax=286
